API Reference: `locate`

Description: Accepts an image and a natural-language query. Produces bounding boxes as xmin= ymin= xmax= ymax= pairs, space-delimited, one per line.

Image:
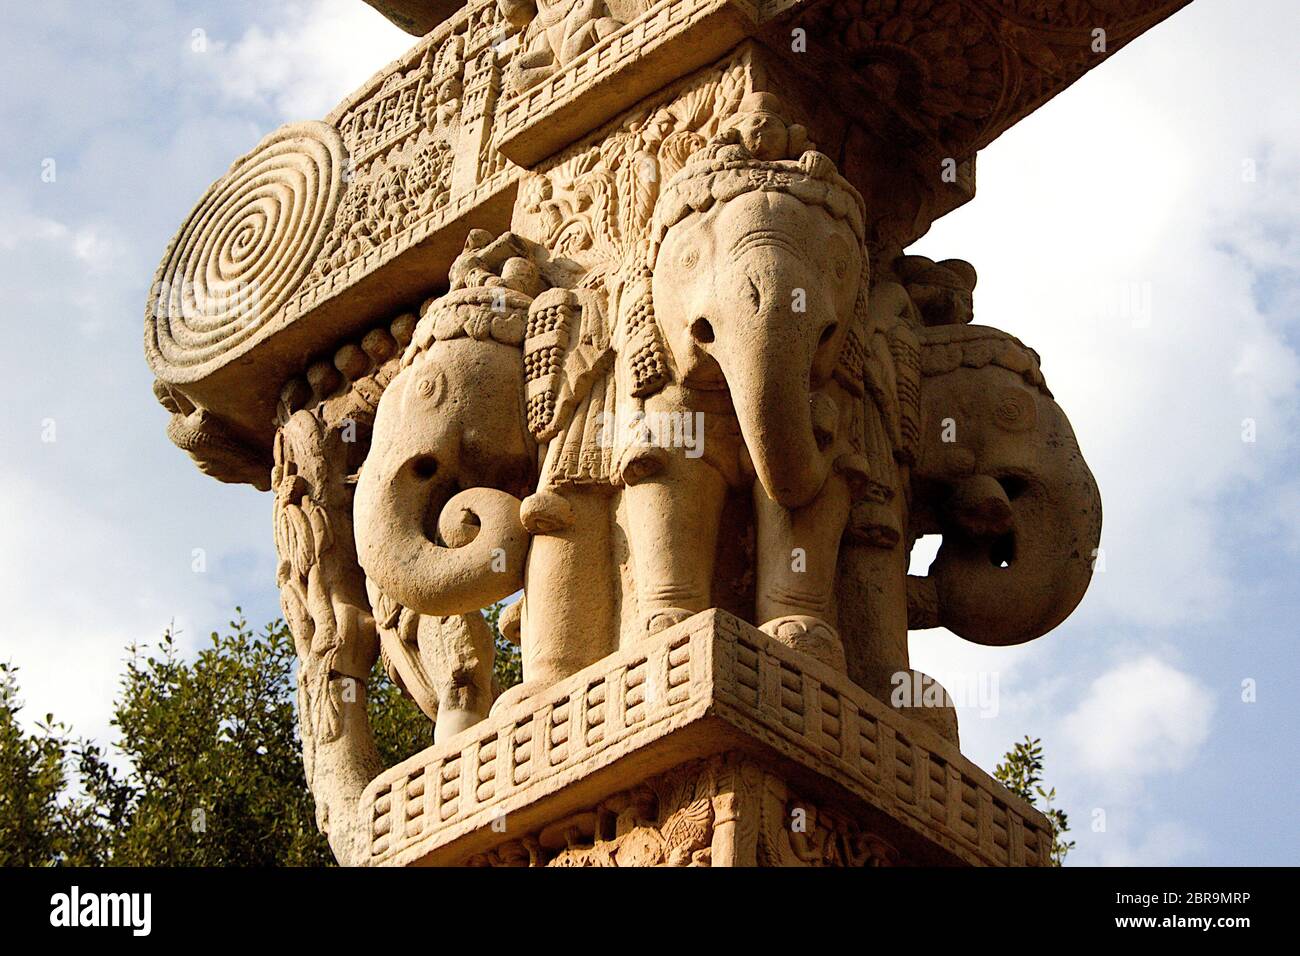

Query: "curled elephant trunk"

xmin=354 ymin=470 xmax=528 ymax=618
xmin=906 ymin=328 xmax=1103 ymax=646
xmin=908 ymin=453 xmax=1102 ymax=646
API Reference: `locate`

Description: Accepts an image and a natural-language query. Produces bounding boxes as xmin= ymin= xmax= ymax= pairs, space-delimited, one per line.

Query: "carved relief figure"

xmin=617 ymin=94 xmax=894 ymax=671
xmin=368 ymin=594 xmax=501 ymax=744
xmin=353 ymin=234 xmax=538 ymax=642
xmin=310 ymin=37 xmax=467 ymax=285
xmin=272 ymin=406 xmax=381 ymax=865
xmin=906 ymin=323 xmax=1102 ymax=645
xmin=155 ymin=380 xmax=271 ymax=490
xmin=500 ymin=0 xmax=631 ymax=95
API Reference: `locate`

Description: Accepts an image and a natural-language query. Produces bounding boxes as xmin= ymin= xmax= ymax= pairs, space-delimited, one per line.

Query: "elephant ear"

xmin=523 ymin=288 xmax=614 ymax=442
xmin=367 ymin=578 xmax=440 ymax=722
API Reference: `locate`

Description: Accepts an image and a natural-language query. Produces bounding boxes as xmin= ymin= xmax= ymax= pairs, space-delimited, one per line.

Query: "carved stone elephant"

xmin=353 ymin=286 xmax=537 ymax=730
xmin=907 ymin=325 xmax=1101 ymax=645
xmin=617 ymin=111 xmax=874 ymax=669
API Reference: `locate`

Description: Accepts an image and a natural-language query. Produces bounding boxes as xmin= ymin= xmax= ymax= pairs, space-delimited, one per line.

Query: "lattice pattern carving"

xmin=362 ymin=610 xmax=1051 ymax=866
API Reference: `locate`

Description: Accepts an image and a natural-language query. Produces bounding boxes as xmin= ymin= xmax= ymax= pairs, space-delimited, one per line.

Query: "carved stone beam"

xmin=145 ymin=0 xmax=1191 ymax=487
xmin=363 ymin=0 xmax=463 ymax=35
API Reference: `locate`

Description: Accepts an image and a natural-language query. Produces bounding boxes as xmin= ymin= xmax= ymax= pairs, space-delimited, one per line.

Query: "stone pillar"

xmin=143 ymin=0 xmax=1192 ymax=866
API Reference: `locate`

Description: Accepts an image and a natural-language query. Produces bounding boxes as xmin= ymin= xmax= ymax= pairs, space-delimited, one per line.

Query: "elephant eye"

xmin=992 ymin=386 xmax=1036 ymax=432
xmin=679 ymin=247 xmax=698 ymax=269
xmin=416 ymin=370 xmax=447 ymax=406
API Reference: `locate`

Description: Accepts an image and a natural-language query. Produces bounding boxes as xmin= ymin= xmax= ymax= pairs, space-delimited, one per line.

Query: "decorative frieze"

xmin=362 ymin=610 xmax=1052 ymax=867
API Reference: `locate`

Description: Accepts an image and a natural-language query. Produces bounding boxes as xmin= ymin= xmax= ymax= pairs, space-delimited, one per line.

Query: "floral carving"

xmin=810 ymin=0 xmax=1006 ymax=148
xmin=758 ymin=774 xmax=900 ymax=867
xmin=466 ymin=759 xmax=717 ymax=866
xmin=307 ymin=39 xmax=466 ymax=286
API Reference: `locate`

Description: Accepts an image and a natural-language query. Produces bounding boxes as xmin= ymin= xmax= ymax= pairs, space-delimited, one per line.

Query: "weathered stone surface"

xmin=146 ymin=0 xmax=1192 ymax=865
xmin=364 ymin=0 xmax=464 ymax=35
xmin=145 ymin=0 xmax=1189 ymax=464
xmin=362 ymin=611 xmax=1053 ymax=867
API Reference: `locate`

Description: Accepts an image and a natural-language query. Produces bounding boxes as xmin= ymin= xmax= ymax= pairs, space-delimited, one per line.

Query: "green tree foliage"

xmin=993 ymin=735 xmax=1075 ymax=865
xmin=0 ymin=663 xmax=105 ymax=865
xmin=485 ymin=600 xmax=522 ymax=691
xmin=81 ymin=618 xmax=335 ymax=865
xmin=0 ymin=604 xmax=512 ymax=866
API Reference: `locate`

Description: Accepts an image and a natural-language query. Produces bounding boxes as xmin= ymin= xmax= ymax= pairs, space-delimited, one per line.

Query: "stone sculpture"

xmin=626 ymin=102 xmax=875 ymax=668
xmin=146 ymin=0 xmax=1193 ymax=865
xmin=502 ymin=0 xmax=636 ymax=95
xmin=907 ymin=324 xmax=1102 ymax=645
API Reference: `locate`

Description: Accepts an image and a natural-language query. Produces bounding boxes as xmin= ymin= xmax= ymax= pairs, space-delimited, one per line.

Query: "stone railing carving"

xmin=363 ymin=611 xmax=1052 ymax=867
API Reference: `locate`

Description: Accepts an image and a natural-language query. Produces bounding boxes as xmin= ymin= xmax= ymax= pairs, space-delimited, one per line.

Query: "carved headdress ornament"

xmin=651 ymin=93 xmax=867 ymax=252
xmin=621 ymin=94 xmax=872 ymax=400
xmin=398 ymin=231 xmax=546 ymax=368
xmin=401 ymin=288 xmax=530 ymax=367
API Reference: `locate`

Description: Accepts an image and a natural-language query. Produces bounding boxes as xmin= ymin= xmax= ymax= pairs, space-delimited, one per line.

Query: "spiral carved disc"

xmin=145 ymin=121 xmax=347 ymax=379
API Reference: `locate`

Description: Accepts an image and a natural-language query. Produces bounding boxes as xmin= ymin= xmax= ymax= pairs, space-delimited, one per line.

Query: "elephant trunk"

xmin=721 ymin=343 xmax=829 ymax=509
xmin=354 ymin=455 xmax=528 ymax=617
xmin=911 ymin=460 xmax=1101 ymax=645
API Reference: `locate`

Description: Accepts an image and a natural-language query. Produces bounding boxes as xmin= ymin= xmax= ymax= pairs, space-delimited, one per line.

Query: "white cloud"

xmin=0 ymin=474 xmax=240 ymax=745
xmin=69 ymin=227 xmax=120 ymax=272
xmin=1 ymin=208 xmax=78 ymax=249
xmin=1061 ymin=656 xmax=1215 ymax=779
xmin=912 ymin=1 xmax=1300 ymax=631
xmin=0 ymin=204 xmax=124 ymax=284
xmin=1089 ymin=818 xmax=1205 ymax=867
xmin=1273 ymin=479 xmax=1300 ymax=553
xmin=211 ymin=0 xmax=414 ymax=120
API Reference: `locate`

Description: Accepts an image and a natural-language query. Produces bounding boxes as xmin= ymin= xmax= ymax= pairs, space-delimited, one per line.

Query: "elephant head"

xmin=354 ymin=286 xmax=536 ymax=618
xmin=907 ymin=325 xmax=1101 ymax=645
xmin=648 ymin=98 xmax=867 ymax=509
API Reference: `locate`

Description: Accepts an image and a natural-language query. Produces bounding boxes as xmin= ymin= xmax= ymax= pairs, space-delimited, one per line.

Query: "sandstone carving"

xmin=147 ymin=122 xmax=348 ymax=380
xmin=907 ymin=323 xmax=1102 ymax=644
xmin=502 ymin=0 xmax=639 ymax=96
xmin=273 ymin=404 xmax=382 ymax=865
xmin=630 ymin=95 xmax=876 ymax=671
xmin=146 ymin=0 xmax=1191 ymax=865
xmin=155 ymin=380 xmax=271 ymax=490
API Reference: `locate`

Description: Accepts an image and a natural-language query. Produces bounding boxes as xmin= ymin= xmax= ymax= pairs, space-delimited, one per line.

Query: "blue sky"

xmin=1 ymin=0 xmax=1296 ymax=865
